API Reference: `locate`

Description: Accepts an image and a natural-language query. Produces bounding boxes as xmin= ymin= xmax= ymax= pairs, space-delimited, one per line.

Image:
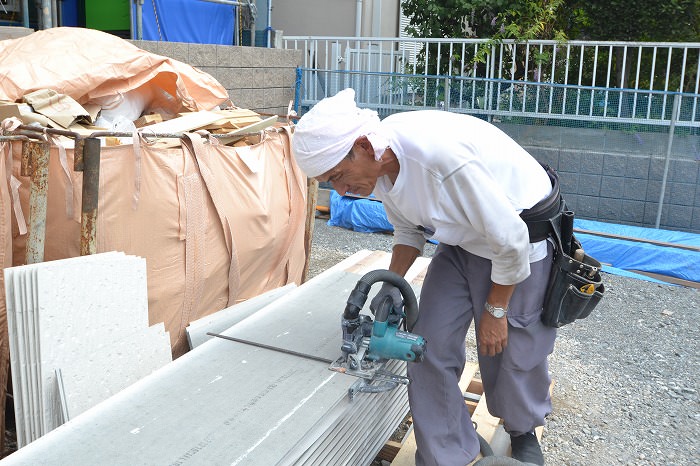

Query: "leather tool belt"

xmin=521 ymin=164 xmax=605 ymax=327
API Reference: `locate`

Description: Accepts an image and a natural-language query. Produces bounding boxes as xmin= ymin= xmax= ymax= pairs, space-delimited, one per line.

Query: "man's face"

xmin=316 ymin=141 xmax=380 ymax=196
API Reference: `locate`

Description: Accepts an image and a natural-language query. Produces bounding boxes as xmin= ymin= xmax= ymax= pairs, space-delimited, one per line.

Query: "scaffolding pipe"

xmin=655 ymin=92 xmax=682 ymax=229
xmin=22 ymin=141 xmax=50 ymax=264
xmin=80 ymin=138 xmax=101 ymax=256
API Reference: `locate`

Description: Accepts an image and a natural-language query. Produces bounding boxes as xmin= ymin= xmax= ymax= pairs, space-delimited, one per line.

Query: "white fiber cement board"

xmin=0 ymin=329 xmax=350 ymax=465
xmin=186 ymin=283 xmax=296 ymax=349
xmin=0 ymin=268 xmax=369 ymax=465
xmin=0 ymin=251 xmax=426 ymax=466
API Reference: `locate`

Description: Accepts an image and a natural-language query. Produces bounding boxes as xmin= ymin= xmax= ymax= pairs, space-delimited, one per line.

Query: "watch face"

xmin=486 ymin=303 xmax=506 ymax=318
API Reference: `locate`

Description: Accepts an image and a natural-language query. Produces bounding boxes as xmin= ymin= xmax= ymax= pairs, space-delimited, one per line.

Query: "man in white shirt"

xmin=292 ymin=88 xmax=556 ymax=466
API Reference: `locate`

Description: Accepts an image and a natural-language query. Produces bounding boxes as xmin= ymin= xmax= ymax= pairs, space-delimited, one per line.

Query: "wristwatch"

xmin=485 ymin=302 xmax=508 ymax=318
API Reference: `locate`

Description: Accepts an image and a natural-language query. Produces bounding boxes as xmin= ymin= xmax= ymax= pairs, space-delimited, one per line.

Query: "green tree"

xmin=401 ymin=0 xmax=572 ymax=76
xmin=564 ymin=0 xmax=700 ymax=42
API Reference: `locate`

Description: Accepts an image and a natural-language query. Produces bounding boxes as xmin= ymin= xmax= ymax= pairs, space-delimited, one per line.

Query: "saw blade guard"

xmin=342 ymin=269 xmax=419 ymax=332
xmin=338 ymin=269 xmax=424 ymax=361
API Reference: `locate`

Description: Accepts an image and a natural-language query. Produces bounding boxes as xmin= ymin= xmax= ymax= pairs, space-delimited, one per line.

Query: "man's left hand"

xmin=478 ymin=312 xmax=508 ymax=357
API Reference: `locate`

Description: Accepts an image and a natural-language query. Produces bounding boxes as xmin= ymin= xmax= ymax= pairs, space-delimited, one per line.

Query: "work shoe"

xmin=509 ymin=431 xmax=544 ymax=465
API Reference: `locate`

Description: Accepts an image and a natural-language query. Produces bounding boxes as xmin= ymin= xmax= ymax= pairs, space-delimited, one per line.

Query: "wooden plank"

xmin=215 ymin=115 xmax=278 ymax=145
xmin=574 ymin=227 xmax=700 ymax=253
xmin=302 ymin=178 xmax=319 ymax=284
xmin=627 ymin=269 xmax=700 ymax=289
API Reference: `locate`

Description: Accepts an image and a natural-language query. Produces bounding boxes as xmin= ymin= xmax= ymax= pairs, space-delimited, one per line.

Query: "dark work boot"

xmin=509 ymin=431 xmax=544 ymax=465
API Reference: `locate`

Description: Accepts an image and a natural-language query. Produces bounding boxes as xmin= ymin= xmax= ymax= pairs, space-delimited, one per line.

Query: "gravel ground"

xmin=308 ymin=217 xmax=700 ymax=466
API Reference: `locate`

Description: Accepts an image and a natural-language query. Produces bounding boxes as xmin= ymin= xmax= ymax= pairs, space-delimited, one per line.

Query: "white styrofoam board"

xmin=4 ymin=252 xmax=162 ymax=446
xmin=186 ymin=283 xmax=297 ymax=349
xmin=35 ymin=254 xmax=150 ymax=434
xmin=58 ymin=323 xmax=171 ymax=421
xmin=26 ymin=267 xmax=42 ymax=438
xmin=4 ymin=268 xmax=25 ymax=446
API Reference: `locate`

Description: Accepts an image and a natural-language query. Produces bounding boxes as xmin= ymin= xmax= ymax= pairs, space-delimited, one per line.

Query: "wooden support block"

xmin=376 ymin=440 xmax=404 ymax=462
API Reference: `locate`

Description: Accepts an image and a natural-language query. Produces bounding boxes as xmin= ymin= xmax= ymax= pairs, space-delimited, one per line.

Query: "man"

xmin=292 ymin=88 xmax=556 ymax=466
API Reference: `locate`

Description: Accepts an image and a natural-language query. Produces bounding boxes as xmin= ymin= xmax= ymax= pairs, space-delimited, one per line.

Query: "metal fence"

xmin=284 ymin=36 xmax=700 ymax=232
xmin=283 ymin=36 xmax=700 ymax=129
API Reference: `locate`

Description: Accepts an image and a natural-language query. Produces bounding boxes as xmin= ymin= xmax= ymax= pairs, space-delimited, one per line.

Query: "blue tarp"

xmin=327 ymin=192 xmax=700 ymax=283
xmin=137 ymin=0 xmax=236 ymax=45
xmin=328 ymin=192 xmax=394 ymax=233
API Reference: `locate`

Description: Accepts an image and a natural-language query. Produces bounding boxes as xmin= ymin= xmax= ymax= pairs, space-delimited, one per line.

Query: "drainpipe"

xmin=135 ymin=0 xmax=144 ymax=40
xmin=21 ymin=0 xmax=29 ymax=27
xmin=355 ymin=0 xmax=362 ymax=36
xmin=51 ymin=0 xmax=58 ymax=26
xmin=41 ymin=0 xmax=52 ymax=29
xmin=266 ymin=0 xmax=271 ymax=47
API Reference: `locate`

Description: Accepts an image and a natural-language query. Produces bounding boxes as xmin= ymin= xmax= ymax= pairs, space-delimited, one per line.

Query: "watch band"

xmin=485 ymin=302 xmax=508 ymax=318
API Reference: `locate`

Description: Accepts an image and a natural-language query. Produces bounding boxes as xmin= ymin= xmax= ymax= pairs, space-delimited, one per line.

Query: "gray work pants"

xmin=407 ymin=243 xmax=557 ymax=466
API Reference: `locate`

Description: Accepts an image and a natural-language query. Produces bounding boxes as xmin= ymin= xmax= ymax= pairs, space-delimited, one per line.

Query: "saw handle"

xmin=342 ymin=269 xmax=419 ymax=332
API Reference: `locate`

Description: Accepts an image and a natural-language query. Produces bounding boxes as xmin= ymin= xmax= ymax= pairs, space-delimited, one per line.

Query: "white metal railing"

xmin=283 ymin=36 xmax=700 ymax=127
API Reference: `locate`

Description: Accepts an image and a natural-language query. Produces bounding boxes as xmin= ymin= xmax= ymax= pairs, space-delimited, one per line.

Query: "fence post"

xmin=655 ymin=92 xmax=681 ymax=229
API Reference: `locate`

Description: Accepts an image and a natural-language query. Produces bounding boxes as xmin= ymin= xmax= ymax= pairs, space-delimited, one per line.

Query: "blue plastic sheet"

xmin=328 ymin=194 xmax=700 ymax=283
xmin=574 ymin=219 xmax=700 ymax=282
xmin=137 ymin=0 xmax=235 ymax=45
xmin=328 ymin=192 xmax=394 ymax=233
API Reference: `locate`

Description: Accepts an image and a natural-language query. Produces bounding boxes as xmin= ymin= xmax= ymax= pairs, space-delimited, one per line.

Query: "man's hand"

xmin=370 ymin=283 xmax=403 ymax=315
xmin=478 ymin=311 xmax=508 ymax=357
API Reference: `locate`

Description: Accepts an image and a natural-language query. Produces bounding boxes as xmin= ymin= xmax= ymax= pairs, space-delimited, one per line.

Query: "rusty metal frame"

xmin=1 ymin=124 xmax=272 ymax=261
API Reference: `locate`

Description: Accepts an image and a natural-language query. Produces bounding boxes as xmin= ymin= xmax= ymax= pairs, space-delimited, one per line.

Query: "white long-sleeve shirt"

xmin=372 ymin=111 xmax=552 ymax=285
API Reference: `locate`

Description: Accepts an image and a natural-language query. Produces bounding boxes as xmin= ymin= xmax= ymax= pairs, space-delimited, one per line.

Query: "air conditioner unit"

xmin=0 ymin=0 xmax=21 ymax=14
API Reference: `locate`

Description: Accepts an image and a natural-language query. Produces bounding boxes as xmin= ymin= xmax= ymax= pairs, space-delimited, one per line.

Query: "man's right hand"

xmin=370 ymin=283 xmax=403 ymax=315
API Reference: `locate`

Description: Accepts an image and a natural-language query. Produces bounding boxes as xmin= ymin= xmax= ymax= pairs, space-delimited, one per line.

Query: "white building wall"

xmin=270 ymin=0 xmax=400 ymax=38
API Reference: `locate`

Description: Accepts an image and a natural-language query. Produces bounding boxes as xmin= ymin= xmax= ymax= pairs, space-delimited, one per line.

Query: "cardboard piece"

xmin=22 ymin=89 xmax=90 ymax=129
xmin=0 ymin=102 xmax=52 ymax=127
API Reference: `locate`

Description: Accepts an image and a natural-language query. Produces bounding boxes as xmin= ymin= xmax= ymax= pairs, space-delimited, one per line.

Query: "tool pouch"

xmin=541 ymin=233 xmax=605 ymax=327
xmin=522 ymin=164 xmax=605 ymax=327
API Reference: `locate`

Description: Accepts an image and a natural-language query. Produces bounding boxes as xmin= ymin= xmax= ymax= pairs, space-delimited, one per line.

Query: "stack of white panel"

xmin=186 ymin=283 xmax=297 ymax=350
xmin=3 ymin=252 xmax=172 ymax=447
xmin=0 ymin=250 xmax=428 ymax=465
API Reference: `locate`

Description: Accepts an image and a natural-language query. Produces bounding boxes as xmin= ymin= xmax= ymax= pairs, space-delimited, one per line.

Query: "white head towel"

xmin=291 ymin=88 xmax=380 ymax=177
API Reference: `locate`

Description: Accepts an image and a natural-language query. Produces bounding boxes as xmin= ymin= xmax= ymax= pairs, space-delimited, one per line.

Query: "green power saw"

xmin=329 ymin=269 xmax=427 ymax=397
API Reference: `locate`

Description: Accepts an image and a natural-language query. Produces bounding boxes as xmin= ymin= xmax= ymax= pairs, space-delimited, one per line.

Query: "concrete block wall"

xmin=499 ymin=124 xmax=700 ymax=233
xmin=129 ymin=40 xmax=302 ymax=115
